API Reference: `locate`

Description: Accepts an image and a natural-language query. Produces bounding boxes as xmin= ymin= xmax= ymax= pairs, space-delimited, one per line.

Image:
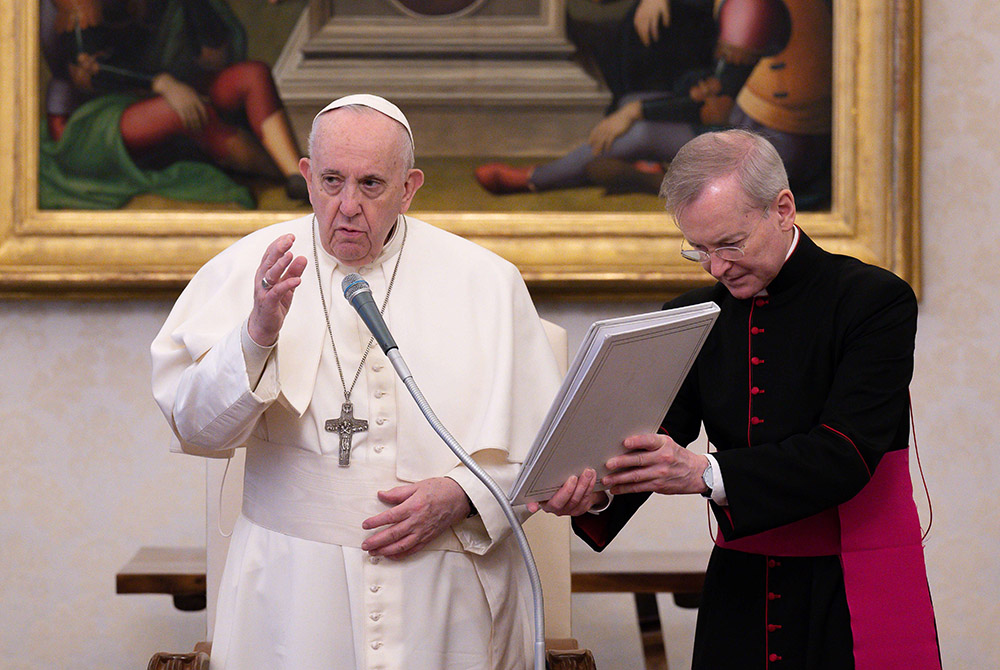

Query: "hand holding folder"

xmin=509 ymin=302 xmax=720 ymax=505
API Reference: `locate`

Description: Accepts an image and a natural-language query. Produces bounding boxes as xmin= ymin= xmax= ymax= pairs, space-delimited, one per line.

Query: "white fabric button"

xmin=370 ymin=584 xmax=381 ymax=593
xmin=372 ymin=363 xmax=383 ymax=372
xmin=376 ymin=417 xmax=386 ymax=425
xmin=374 ymin=445 xmax=384 ymax=453
xmin=371 ymin=641 xmax=383 ymax=650
xmin=370 ymin=612 xmax=382 ymax=621
xmin=375 ymin=390 xmax=385 ymax=398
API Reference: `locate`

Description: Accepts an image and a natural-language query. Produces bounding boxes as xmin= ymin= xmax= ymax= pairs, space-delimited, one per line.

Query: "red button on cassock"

xmin=751 ymin=357 xmax=765 ymax=365
xmin=769 ymin=653 xmax=782 ymax=662
xmin=751 ymin=416 xmax=764 ymax=425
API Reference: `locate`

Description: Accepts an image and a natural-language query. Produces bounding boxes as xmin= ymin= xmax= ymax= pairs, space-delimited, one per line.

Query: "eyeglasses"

xmin=679 ymin=209 xmax=766 ymax=263
xmin=679 ymin=238 xmax=748 ymax=263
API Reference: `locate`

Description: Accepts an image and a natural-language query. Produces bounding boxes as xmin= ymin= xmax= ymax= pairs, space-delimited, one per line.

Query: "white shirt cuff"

xmin=705 ymin=453 xmax=728 ymax=506
xmin=241 ymin=319 xmax=275 ymax=388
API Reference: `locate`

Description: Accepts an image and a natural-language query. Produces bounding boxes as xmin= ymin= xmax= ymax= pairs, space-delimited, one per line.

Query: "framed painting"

xmin=0 ymin=0 xmax=919 ymax=298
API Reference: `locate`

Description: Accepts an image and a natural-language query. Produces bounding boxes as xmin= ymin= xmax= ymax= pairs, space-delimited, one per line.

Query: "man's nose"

xmin=707 ymin=254 xmax=732 ymax=277
xmin=339 ymin=184 xmax=363 ymax=216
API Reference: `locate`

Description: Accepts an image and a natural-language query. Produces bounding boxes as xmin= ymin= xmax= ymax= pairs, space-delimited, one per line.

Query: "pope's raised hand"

xmin=247 ymin=234 xmax=307 ymax=347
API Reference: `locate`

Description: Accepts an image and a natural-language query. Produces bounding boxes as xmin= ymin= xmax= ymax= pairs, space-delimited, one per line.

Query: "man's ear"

xmin=774 ymin=188 xmax=797 ymax=231
xmin=399 ymin=168 xmax=425 ymax=213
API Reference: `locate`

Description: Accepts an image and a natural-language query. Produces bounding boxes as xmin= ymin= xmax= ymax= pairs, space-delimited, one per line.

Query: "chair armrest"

xmin=146 ymin=650 xmax=210 ymax=670
xmin=546 ymin=648 xmax=598 ymax=670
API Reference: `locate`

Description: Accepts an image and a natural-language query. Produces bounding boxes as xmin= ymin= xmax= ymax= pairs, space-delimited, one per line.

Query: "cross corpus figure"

xmin=325 ymin=401 xmax=368 ymax=467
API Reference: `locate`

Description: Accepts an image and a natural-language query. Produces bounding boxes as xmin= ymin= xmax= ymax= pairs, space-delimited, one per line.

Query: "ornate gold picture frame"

xmin=0 ymin=0 xmax=919 ymax=298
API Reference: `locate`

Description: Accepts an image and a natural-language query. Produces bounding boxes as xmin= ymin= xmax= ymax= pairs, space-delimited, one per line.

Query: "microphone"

xmin=342 ymin=273 xmax=398 ymax=353
xmin=340 ymin=270 xmax=547 ymax=670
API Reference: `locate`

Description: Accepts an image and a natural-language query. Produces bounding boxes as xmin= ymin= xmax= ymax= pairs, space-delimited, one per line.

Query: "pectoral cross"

xmin=325 ymin=402 xmax=368 ymax=467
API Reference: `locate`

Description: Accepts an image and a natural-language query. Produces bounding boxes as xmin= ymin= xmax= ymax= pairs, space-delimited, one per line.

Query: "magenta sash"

xmin=716 ymin=450 xmax=940 ymax=669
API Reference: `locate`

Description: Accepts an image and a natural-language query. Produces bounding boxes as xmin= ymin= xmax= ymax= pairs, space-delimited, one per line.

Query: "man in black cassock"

xmin=532 ymin=129 xmax=940 ymax=669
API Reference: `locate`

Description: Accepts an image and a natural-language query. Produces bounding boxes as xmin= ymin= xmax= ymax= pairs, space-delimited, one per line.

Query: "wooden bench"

xmin=571 ymin=550 xmax=710 ymax=670
xmin=116 ymin=546 xmax=206 ymax=612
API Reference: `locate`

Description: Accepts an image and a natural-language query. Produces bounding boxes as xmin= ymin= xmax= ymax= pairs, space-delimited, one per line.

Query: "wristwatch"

xmin=701 ymin=462 xmax=714 ymax=499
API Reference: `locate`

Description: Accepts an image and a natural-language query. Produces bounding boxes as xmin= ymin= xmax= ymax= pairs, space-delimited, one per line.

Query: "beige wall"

xmin=0 ymin=301 xmax=206 ymax=666
xmin=2 ymin=0 xmax=999 ymax=666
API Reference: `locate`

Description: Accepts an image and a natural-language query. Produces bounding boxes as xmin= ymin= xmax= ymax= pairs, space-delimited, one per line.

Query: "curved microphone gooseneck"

xmin=342 ymin=273 xmax=546 ymax=670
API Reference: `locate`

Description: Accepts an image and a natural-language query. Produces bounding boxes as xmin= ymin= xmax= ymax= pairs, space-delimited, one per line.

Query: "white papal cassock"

xmin=151 ymin=214 xmax=562 ymax=670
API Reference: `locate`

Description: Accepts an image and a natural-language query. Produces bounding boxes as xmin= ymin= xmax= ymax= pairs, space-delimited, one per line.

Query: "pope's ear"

xmin=400 ymin=169 xmax=425 ymax=212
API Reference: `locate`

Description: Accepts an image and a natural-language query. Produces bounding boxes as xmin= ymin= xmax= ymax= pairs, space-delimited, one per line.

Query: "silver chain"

xmin=312 ymin=214 xmax=407 ymax=403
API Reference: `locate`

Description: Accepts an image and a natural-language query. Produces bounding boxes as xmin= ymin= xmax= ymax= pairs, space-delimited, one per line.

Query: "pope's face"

xmin=300 ymin=110 xmax=423 ymax=267
xmin=677 ymin=174 xmax=796 ymax=300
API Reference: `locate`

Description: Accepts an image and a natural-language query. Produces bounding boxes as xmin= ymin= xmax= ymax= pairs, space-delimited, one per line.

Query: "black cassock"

xmin=574 ymin=230 xmax=923 ymax=669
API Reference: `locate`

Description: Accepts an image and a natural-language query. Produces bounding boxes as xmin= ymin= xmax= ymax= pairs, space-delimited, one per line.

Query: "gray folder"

xmin=509 ymin=302 xmax=720 ymax=505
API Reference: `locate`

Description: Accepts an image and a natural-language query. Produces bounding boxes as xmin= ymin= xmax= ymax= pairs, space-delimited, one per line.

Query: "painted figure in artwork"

xmin=476 ymin=0 xmax=833 ymax=210
xmin=39 ymin=0 xmax=307 ymax=209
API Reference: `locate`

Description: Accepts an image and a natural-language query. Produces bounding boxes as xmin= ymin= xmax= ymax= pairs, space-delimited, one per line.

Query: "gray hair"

xmin=307 ymin=104 xmax=415 ymax=173
xmin=659 ymin=129 xmax=789 ymax=219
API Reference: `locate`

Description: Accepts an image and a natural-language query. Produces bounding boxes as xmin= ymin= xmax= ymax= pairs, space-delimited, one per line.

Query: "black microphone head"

xmin=342 ymin=273 xmax=371 ymax=302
